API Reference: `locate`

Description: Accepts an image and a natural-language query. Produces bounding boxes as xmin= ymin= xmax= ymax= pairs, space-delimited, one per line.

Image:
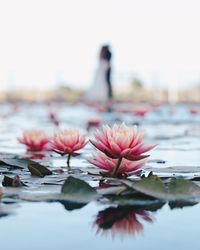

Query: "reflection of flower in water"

xmin=94 ymin=206 xmax=153 ymax=239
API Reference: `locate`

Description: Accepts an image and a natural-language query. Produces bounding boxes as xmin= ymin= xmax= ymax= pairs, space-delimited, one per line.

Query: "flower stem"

xmin=67 ymin=154 xmax=71 ymax=167
xmin=112 ymin=157 xmax=123 ymax=177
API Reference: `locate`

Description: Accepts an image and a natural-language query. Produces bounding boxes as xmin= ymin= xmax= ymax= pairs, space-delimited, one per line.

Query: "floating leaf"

xmin=122 ymin=176 xmax=168 ymax=200
xmin=61 ymin=176 xmax=99 ymax=203
xmin=122 ymin=176 xmax=200 ymax=202
xmin=61 ymin=176 xmax=97 ymax=195
xmin=0 ymin=159 xmax=40 ymax=169
xmin=97 ymin=186 xmax=128 ymax=196
xmin=2 ymin=175 xmax=26 ymax=187
xmin=28 ymin=163 xmax=52 ymax=177
xmin=168 ymin=178 xmax=200 ymax=201
xmin=19 ymin=176 xmax=99 ymax=204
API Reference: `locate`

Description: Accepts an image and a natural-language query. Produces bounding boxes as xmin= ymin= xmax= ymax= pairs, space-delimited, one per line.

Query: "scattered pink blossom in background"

xmin=87 ymin=117 xmax=101 ymax=131
xmin=18 ymin=130 xmax=50 ymax=152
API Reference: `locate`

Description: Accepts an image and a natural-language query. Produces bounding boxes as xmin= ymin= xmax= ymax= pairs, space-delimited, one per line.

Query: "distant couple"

xmin=85 ymin=45 xmax=113 ymax=102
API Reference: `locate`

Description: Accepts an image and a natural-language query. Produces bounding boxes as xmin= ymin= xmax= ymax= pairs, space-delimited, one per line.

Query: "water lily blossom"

xmin=88 ymin=152 xmax=146 ymax=176
xmin=86 ymin=117 xmax=101 ymax=131
xmin=51 ymin=129 xmax=87 ymax=166
xmin=90 ymin=123 xmax=155 ymax=177
xmin=18 ymin=130 xmax=50 ymax=152
xmin=90 ymin=123 xmax=154 ymax=160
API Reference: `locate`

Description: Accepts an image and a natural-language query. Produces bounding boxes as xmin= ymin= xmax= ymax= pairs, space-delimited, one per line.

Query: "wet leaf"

xmin=168 ymin=178 xmax=200 ymax=200
xmin=28 ymin=163 xmax=52 ymax=177
xmin=122 ymin=176 xmax=200 ymax=202
xmin=97 ymin=186 xmax=128 ymax=196
xmin=61 ymin=176 xmax=99 ymax=203
xmin=0 ymin=159 xmax=39 ymax=169
xmin=19 ymin=180 xmax=99 ymax=203
xmin=61 ymin=176 xmax=96 ymax=195
xmin=2 ymin=175 xmax=26 ymax=187
xmin=122 ymin=176 xmax=168 ymax=200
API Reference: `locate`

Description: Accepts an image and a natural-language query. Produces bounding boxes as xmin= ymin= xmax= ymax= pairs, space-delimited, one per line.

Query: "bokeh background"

xmin=0 ymin=0 xmax=200 ymax=102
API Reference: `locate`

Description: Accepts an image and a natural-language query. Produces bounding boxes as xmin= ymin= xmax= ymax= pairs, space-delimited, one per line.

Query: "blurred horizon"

xmin=1 ymin=0 xmax=200 ymax=92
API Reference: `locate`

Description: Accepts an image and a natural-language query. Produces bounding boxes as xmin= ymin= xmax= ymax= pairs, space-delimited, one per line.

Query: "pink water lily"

xmin=51 ymin=129 xmax=87 ymax=166
xmin=87 ymin=117 xmax=101 ymax=131
xmin=18 ymin=130 xmax=50 ymax=152
xmin=90 ymin=123 xmax=155 ymax=177
xmin=90 ymin=123 xmax=155 ymax=161
xmin=88 ymin=152 xmax=146 ymax=176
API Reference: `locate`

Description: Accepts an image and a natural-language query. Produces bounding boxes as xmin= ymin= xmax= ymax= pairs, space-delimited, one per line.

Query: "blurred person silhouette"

xmin=85 ymin=45 xmax=113 ymax=103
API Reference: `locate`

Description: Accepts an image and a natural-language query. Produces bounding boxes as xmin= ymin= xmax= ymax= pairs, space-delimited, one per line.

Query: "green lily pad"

xmin=121 ymin=176 xmax=200 ymax=202
xmin=61 ymin=176 xmax=99 ymax=203
xmin=19 ymin=176 xmax=99 ymax=204
xmin=168 ymin=178 xmax=200 ymax=201
xmin=122 ymin=176 xmax=168 ymax=200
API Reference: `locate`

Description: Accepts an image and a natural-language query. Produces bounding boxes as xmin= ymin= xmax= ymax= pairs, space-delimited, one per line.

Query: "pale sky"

xmin=0 ymin=0 xmax=200 ymax=91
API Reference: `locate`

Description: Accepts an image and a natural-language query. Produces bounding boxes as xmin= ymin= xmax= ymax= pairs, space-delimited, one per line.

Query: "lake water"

xmin=0 ymin=102 xmax=200 ymax=250
xmin=0 ymin=201 xmax=200 ymax=250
